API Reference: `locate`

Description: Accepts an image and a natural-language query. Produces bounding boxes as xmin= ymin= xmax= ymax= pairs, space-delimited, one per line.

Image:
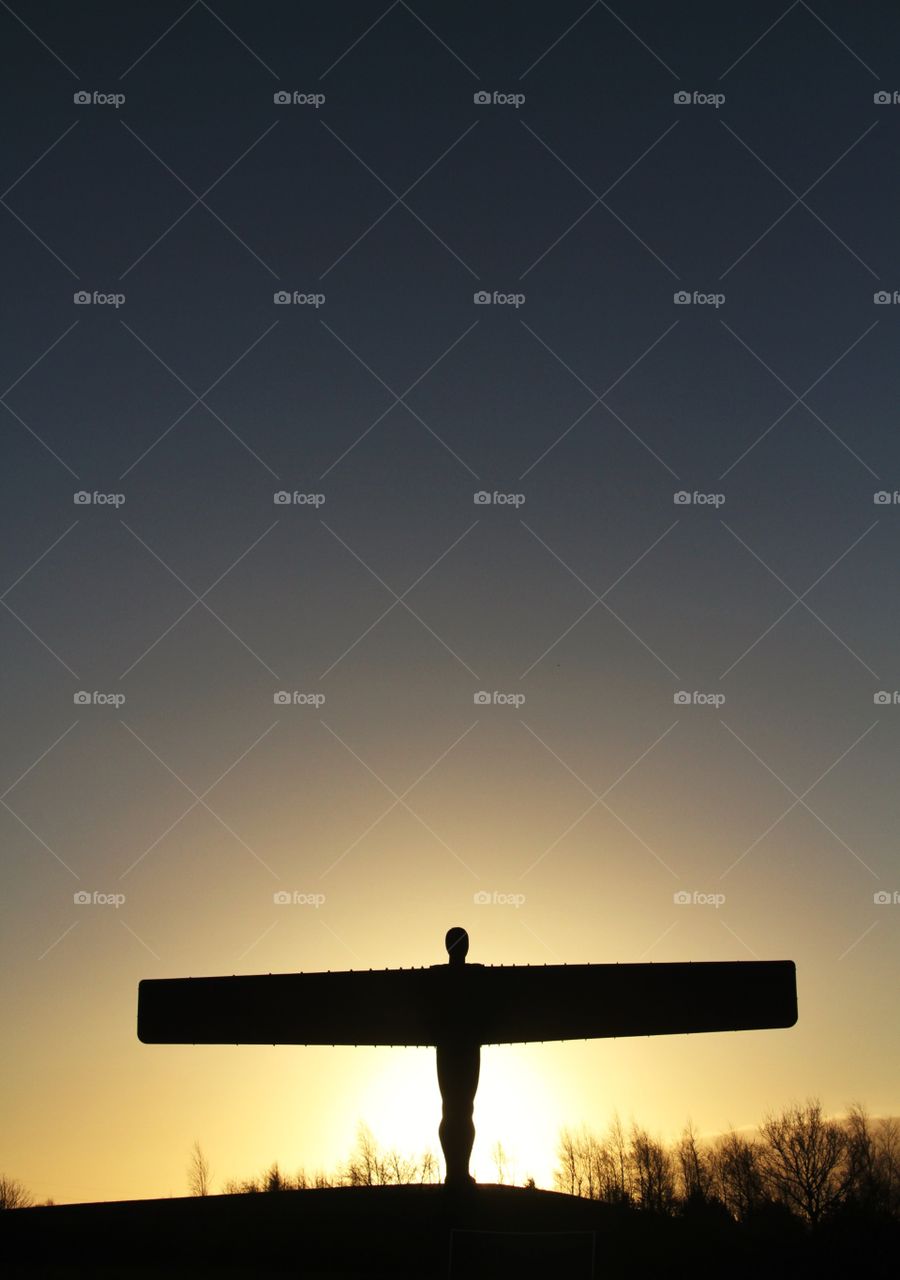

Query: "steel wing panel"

xmin=138 ymin=970 xmax=441 ymax=1046
xmin=472 ymin=960 xmax=797 ymax=1044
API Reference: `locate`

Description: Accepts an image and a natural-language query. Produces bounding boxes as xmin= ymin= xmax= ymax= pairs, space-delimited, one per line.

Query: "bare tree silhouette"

xmin=677 ymin=1121 xmax=713 ymax=1204
xmin=709 ymin=1128 xmax=765 ymax=1221
xmin=345 ymin=1123 xmax=387 ymax=1187
xmin=222 ymin=1122 xmax=442 ymax=1193
xmin=0 ymin=1177 xmax=33 ymax=1210
xmin=492 ymin=1140 xmax=509 ymax=1185
xmin=187 ymin=1141 xmax=212 ymax=1197
xmin=629 ymin=1124 xmax=677 ymax=1214
xmin=758 ymin=1100 xmax=846 ymax=1225
xmin=343 ymin=1123 xmax=441 ymax=1187
xmin=844 ymin=1102 xmax=900 ymax=1216
xmin=554 ymin=1116 xmax=676 ymax=1210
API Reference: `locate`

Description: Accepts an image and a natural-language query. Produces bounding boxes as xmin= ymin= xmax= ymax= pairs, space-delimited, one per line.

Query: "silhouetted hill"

xmin=2 ymin=1183 xmax=897 ymax=1278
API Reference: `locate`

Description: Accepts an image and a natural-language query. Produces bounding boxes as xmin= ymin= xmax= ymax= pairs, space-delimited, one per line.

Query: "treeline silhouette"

xmin=547 ymin=1100 xmax=898 ymax=1277
xmin=553 ymin=1100 xmax=899 ymax=1226
xmin=217 ymin=1123 xmax=443 ymax=1193
xmin=3 ymin=1097 xmax=897 ymax=1230
xmin=182 ymin=1098 xmax=898 ymax=1274
xmin=203 ymin=1096 xmax=899 ymax=1231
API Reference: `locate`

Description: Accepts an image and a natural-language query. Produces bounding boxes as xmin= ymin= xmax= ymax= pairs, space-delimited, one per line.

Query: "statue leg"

xmin=436 ymin=1040 xmax=480 ymax=1186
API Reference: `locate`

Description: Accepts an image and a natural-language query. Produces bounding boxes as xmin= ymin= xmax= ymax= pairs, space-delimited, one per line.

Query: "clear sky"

xmin=2 ymin=0 xmax=899 ymax=1204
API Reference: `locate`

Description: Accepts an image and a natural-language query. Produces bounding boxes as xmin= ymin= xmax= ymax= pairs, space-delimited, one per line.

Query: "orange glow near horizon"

xmin=4 ymin=849 xmax=896 ymax=1207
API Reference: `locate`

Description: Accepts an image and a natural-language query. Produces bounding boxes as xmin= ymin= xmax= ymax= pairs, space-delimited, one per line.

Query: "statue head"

xmin=445 ymin=926 xmax=469 ymax=967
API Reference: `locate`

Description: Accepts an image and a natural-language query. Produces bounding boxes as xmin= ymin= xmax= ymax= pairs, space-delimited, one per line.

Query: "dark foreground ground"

xmin=2 ymin=1184 xmax=896 ymax=1278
